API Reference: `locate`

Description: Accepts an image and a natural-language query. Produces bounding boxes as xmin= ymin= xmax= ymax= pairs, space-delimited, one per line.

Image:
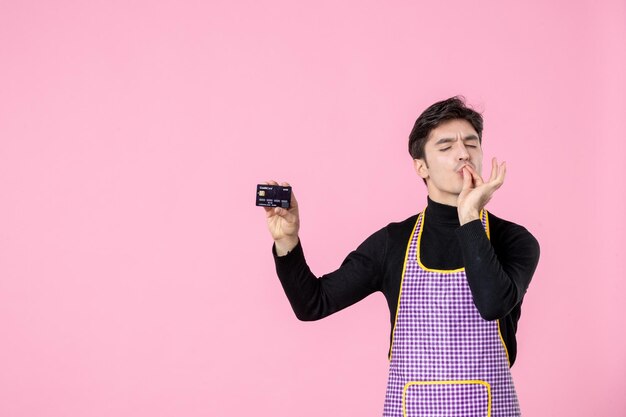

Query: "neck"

xmin=426 ymin=191 xmax=459 ymax=207
xmin=426 ymin=197 xmax=460 ymax=225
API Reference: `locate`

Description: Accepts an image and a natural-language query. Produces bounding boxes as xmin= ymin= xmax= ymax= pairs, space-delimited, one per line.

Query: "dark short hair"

xmin=408 ymin=96 xmax=483 ymax=160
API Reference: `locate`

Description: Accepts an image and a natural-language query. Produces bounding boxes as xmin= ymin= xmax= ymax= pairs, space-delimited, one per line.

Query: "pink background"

xmin=1 ymin=1 xmax=624 ymax=416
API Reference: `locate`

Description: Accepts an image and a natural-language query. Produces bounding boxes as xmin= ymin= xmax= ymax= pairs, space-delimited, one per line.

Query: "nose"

xmin=457 ymin=141 xmax=470 ymax=161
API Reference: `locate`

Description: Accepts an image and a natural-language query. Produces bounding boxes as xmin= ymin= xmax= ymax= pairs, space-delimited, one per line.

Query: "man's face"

xmin=414 ymin=119 xmax=483 ymax=205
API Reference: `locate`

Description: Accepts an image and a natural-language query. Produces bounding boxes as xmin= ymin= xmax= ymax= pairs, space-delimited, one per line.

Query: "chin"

xmin=448 ymin=181 xmax=464 ymax=194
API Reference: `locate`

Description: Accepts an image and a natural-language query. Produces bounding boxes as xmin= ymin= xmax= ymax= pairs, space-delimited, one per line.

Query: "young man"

xmin=264 ymin=97 xmax=540 ymax=416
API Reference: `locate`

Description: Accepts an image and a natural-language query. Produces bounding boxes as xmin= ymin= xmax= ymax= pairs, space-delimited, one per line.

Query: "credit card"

xmin=256 ymin=184 xmax=291 ymax=208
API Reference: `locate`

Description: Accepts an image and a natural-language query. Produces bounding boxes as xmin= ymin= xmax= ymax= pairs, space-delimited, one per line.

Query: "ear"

xmin=413 ymin=158 xmax=429 ymax=180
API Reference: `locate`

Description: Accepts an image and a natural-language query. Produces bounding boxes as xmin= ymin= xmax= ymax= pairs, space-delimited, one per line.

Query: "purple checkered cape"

xmin=383 ymin=209 xmax=520 ymax=417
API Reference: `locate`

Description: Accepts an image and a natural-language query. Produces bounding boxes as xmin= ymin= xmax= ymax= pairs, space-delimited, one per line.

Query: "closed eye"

xmin=440 ymin=147 xmax=451 ymax=151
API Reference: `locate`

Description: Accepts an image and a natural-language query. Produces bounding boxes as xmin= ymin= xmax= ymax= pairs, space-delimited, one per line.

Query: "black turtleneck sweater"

xmin=272 ymin=198 xmax=540 ymax=366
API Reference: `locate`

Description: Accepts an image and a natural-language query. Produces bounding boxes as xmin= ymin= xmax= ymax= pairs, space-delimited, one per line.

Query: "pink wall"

xmin=1 ymin=1 xmax=624 ymax=416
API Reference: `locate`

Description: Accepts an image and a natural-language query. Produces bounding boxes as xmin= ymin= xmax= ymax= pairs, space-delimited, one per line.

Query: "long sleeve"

xmin=456 ymin=217 xmax=540 ymax=321
xmin=272 ymin=228 xmax=387 ymax=321
xmin=269 ymin=203 xmax=537 ymax=366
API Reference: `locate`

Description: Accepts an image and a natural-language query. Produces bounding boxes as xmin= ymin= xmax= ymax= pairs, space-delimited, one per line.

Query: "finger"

xmin=465 ymin=164 xmax=484 ymax=186
xmin=279 ymin=181 xmax=298 ymax=208
xmin=261 ymin=181 xmax=273 ymax=214
xmin=290 ymin=191 xmax=298 ymax=208
xmin=486 ymin=162 xmax=507 ymax=193
xmin=491 ymin=161 xmax=505 ymax=186
xmin=488 ymin=158 xmax=498 ymax=183
xmin=497 ymin=161 xmax=506 ymax=184
xmin=462 ymin=167 xmax=473 ymax=190
xmin=265 ymin=207 xmax=276 ymax=218
xmin=275 ymin=207 xmax=297 ymax=223
xmin=267 ymin=179 xmax=278 ymax=186
xmin=471 ymin=166 xmax=484 ymax=186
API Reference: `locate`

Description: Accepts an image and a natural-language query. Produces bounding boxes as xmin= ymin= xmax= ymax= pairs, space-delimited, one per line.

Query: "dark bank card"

xmin=256 ymin=184 xmax=292 ymax=208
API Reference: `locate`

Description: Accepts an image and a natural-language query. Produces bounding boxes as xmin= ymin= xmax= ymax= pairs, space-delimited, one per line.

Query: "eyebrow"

xmin=434 ymin=135 xmax=479 ymax=145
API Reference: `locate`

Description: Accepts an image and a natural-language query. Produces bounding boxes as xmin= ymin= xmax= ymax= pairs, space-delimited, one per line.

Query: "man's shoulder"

xmin=486 ymin=210 xmax=533 ymax=234
xmin=374 ymin=212 xmax=422 ymax=242
xmin=353 ymin=213 xmax=422 ymax=270
xmin=486 ymin=210 xmax=540 ymax=252
xmin=386 ymin=212 xmax=421 ymax=229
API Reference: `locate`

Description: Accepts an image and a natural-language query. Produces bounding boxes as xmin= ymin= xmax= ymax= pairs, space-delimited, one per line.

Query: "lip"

xmin=456 ymin=163 xmax=473 ymax=173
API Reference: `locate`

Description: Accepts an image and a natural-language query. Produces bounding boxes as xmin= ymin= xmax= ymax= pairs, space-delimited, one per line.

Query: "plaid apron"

xmin=383 ymin=209 xmax=520 ymax=416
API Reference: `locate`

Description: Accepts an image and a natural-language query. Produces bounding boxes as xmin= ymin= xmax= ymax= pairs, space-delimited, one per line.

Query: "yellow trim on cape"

xmin=497 ymin=319 xmax=511 ymax=367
